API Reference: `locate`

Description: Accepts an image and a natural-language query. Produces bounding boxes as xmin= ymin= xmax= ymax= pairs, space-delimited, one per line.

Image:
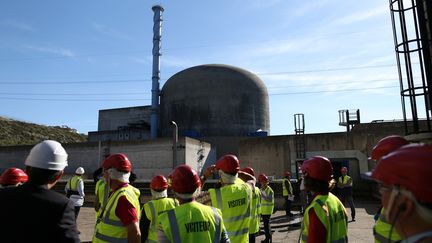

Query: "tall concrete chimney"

xmin=150 ymin=5 xmax=164 ymax=139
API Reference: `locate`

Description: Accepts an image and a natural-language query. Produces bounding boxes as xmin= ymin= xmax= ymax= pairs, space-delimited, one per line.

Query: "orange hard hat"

xmin=301 ymin=156 xmax=333 ymax=182
xmin=0 ymin=167 xmax=28 ymax=186
xmin=372 ymin=143 xmax=432 ymax=204
xmin=150 ymin=175 xmax=168 ymax=191
xmin=241 ymin=167 xmax=255 ymax=176
xmin=170 ymin=165 xmax=201 ymax=194
xmin=371 ymin=135 xmax=409 ymax=161
xmin=215 ymin=154 xmax=240 ymax=174
xmin=102 ymin=153 xmax=132 ymax=172
xmin=284 ymin=171 xmax=291 ymax=177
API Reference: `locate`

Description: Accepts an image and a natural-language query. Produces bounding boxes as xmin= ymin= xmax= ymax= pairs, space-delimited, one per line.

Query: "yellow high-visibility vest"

xmin=93 ymin=185 xmax=141 ymax=243
xmin=282 ymin=178 xmax=293 ymax=196
xmin=260 ymin=186 xmax=274 ymax=215
xmin=143 ymin=197 xmax=178 ymax=243
xmin=209 ymin=182 xmax=251 ymax=243
xmin=95 ymin=179 xmax=109 ymax=219
xmin=338 ymin=175 xmax=353 ymax=187
xmin=158 ymin=201 xmax=224 ymax=243
xmin=374 ymin=207 xmax=401 ymax=243
xmin=66 ymin=175 xmax=82 ymax=191
xmin=301 ymin=193 xmax=348 ymax=243
xmin=249 ymin=186 xmax=261 ymax=234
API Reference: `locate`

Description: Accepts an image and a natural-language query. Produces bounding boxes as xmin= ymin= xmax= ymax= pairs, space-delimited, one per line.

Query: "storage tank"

xmin=160 ymin=64 xmax=270 ymax=137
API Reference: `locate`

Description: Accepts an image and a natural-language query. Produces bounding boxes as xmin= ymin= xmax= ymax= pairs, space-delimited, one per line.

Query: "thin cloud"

xmin=0 ymin=19 xmax=36 ymax=32
xmin=24 ymin=45 xmax=76 ymax=58
xmin=243 ymin=0 xmax=284 ymax=10
xmin=161 ymin=55 xmax=200 ymax=70
xmin=130 ymin=57 xmax=150 ymax=65
xmin=289 ymin=0 xmax=332 ymax=19
xmin=92 ymin=23 xmax=132 ymax=40
xmin=331 ymin=6 xmax=387 ymax=26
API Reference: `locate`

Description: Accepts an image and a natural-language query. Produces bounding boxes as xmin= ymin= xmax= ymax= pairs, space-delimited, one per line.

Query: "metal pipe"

xmin=170 ymin=121 xmax=178 ymax=168
xmin=150 ymin=5 xmax=164 ymax=139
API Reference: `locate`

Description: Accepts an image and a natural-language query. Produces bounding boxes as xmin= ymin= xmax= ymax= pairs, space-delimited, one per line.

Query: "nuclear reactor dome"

xmin=160 ymin=64 xmax=270 ymax=137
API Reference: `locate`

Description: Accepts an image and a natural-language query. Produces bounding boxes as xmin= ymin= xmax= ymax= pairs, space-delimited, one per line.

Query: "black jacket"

xmin=0 ymin=182 xmax=80 ymax=243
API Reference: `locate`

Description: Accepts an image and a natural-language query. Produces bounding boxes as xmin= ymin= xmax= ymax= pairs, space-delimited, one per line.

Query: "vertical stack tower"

xmin=150 ymin=5 xmax=164 ymax=139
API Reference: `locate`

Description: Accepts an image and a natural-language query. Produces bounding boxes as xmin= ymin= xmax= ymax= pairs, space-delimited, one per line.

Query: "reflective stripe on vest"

xmin=249 ymin=186 xmax=261 ymax=234
xmin=96 ymin=179 xmax=110 ymax=218
xmin=94 ymin=231 xmax=128 ymax=243
xmin=148 ymin=201 xmax=157 ymax=234
xmin=161 ymin=202 xmax=222 ymax=243
xmin=94 ymin=185 xmax=141 ymax=243
xmin=210 ymin=183 xmax=251 ymax=243
xmin=144 ymin=198 xmax=177 ymax=243
xmin=301 ymin=193 xmax=348 ymax=243
xmin=167 ymin=207 xmax=223 ymax=243
xmin=373 ymin=208 xmax=401 ymax=243
xmin=261 ymin=186 xmax=274 ymax=215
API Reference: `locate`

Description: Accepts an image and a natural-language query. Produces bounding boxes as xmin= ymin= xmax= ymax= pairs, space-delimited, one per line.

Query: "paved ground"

xmin=78 ymin=198 xmax=379 ymax=242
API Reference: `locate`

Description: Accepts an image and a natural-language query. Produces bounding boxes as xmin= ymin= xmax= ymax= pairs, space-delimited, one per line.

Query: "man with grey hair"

xmin=0 ymin=140 xmax=80 ymax=243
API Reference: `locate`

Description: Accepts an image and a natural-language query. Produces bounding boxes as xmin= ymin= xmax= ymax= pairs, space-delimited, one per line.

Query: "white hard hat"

xmin=25 ymin=140 xmax=68 ymax=171
xmin=75 ymin=167 xmax=85 ymax=175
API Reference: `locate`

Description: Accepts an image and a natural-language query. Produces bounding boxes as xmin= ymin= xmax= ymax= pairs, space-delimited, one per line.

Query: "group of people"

xmin=298 ymin=135 xmax=432 ymax=243
xmin=138 ymin=154 xmax=277 ymax=243
xmin=0 ymin=135 xmax=431 ymax=243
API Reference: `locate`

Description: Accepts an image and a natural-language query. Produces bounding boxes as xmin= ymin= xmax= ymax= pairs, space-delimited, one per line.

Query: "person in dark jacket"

xmin=0 ymin=140 xmax=80 ymax=243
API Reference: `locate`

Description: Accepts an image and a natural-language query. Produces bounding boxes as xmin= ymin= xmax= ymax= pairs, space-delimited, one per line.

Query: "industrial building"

xmin=0 ymin=1 xmax=431 ymax=200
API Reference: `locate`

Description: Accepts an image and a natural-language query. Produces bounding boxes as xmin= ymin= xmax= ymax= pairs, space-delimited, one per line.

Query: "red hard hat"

xmin=0 ymin=167 xmax=28 ymax=186
xmin=102 ymin=153 xmax=132 ymax=172
xmin=150 ymin=175 xmax=168 ymax=191
xmin=371 ymin=135 xmax=409 ymax=161
xmin=215 ymin=154 xmax=240 ymax=174
xmin=241 ymin=167 xmax=255 ymax=176
xmin=284 ymin=171 xmax=291 ymax=177
xmin=258 ymin=174 xmax=269 ymax=182
xmin=341 ymin=167 xmax=348 ymax=173
xmin=301 ymin=156 xmax=333 ymax=182
xmin=170 ymin=165 xmax=201 ymax=194
xmin=372 ymin=143 xmax=432 ymax=204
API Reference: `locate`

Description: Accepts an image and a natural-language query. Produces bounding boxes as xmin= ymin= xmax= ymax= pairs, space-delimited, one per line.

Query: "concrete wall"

xmin=201 ymin=136 xmax=244 ymax=159
xmin=238 ymin=136 xmax=291 ymax=180
xmin=88 ymin=129 xmax=151 ymax=142
xmin=0 ymin=137 xmax=215 ymax=180
xmin=184 ymin=137 xmax=215 ymax=176
xmin=238 ymin=121 xmax=408 ymax=194
xmin=98 ymin=106 xmax=151 ymax=131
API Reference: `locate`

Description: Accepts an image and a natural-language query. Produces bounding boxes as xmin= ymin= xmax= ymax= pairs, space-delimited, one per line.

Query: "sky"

xmin=0 ymin=0 xmax=409 ymax=136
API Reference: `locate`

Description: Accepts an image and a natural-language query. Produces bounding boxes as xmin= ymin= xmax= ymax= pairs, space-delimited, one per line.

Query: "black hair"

xmin=129 ymin=171 xmax=137 ymax=184
xmin=304 ymin=176 xmax=330 ymax=193
xmin=93 ymin=167 xmax=103 ymax=183
xmin=26 ymin=166 xmax=62 ymax=185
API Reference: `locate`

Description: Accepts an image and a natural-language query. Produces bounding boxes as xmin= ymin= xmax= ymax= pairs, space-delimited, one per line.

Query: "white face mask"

xmin=151 ymin=189 xmax=168 ymax=199
xmin=108 ymin=168 xmax=130 ymax=183
xmin=218 ymin=170 xmax=237 ymax=184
